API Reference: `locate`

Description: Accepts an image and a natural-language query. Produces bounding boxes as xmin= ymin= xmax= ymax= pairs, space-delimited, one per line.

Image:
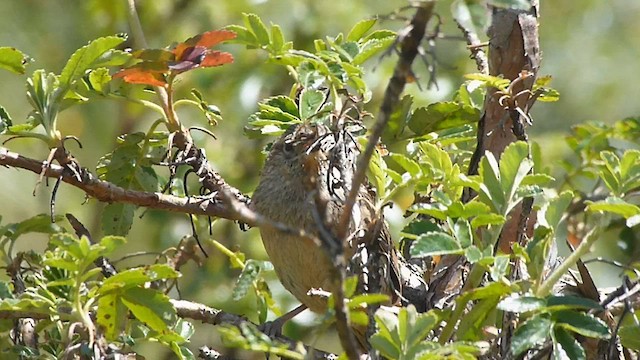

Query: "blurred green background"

xmin=0 ymin=0 xmax=638 ymax=357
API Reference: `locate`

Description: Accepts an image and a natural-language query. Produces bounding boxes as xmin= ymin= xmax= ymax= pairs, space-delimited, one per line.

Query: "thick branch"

xmin=0 ymin=147 xmax=308 ymax=239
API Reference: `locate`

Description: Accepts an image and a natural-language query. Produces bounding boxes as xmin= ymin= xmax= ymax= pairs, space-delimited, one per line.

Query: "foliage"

xmin=0 ymin=3 xmax=638 ymax=360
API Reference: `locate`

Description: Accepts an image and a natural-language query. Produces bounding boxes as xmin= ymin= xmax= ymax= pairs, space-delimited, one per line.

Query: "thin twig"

xmin=337 ymin=1 xmax=435 ymax=241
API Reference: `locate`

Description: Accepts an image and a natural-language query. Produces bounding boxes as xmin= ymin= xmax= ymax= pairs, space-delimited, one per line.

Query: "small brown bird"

xmin=251 ymin=123 xmax=419 ymax=342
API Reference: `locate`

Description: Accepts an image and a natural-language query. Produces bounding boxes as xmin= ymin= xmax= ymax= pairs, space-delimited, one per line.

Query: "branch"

xmin=454 ymin=18 xmax=488 ymax=74
xmin=0 ymin=146 xmax=312 ymax=241
xmin=337 ymin=1 xmax=435 ymax=239
xmin=170 ymin=299 xmax=338 ymax=360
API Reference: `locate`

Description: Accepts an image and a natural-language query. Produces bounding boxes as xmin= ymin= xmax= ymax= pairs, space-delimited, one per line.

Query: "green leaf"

xmin=269 ymin=24 xmax=285 ymax=53
xmin=470 ymin=213 xmax=506 ymax=228
xmin=121 ymin=287 xmax=176 ymax=333
xmin=352 ymin=35 xmax=395 ymax=65
xmin=478 ymin=151 xmax=505 ymax=213
xmin=544 ymin=296 xmax=603 ymax=311
xmin=586 ymin=197 xmax=640 ymax=219
xmin=298 ymin=89 xmax=325 ymax=120
xmin=233 ymin=260 xmax=264 ymax=301
xmin=457 ymin=295 xmax=501 ymax=341
xmin=552 ymin=327 xmax=585 ymax=360
xmin=511 ymin=314 xmax=552 ymax=356
xmin=619 ymin=325 xmax=640 ymax=350
xmin=244 ymin=13 xmax=270 ymax=46
xmin=99 ymin=264 xmax=180 ymax=294
xmin=101 ymin=203 xmax=134 ymax=236
xmin=347 ymin=18 xmax=377 ymax=42
xmin=499 ymin=141 xmax=532 ymax=204
xmin=389 ymin=153 xmax=421 ymax=176
xmin=348 ymin=294 xmax=389 ymax=309
xmin=498 ymin=294 xmax=545 ymax=313
xmin=0 ymin=105 xmax=12 ymax=133
xmin=59 ymin=35 xmax=126 ymax=88
xmin=542 ymin=191 xmax=573 ymax=229
xmin=553 ymin=310 xmax=610 ymax=339
xmin=97 ymin=293 xmax=127 ymax=340
xmin=453 ymin=218 xmax=473 ymax=248
xmin=490 ymin=255 xmax=510 ymax=281
xmin=410 ymin=232 xmax=462 ymax=257
xmin=2 ymin=213 xmax=61 ymax=240
xmin=0 ymin=47 xmax=30 ymax=74
xmin=88 ymin=67 xmax=112 ymax=94
xmin=465 ymin=73 xmax=510 ymax=90
xmin=408 ymin=101 xmax=480 ymax=136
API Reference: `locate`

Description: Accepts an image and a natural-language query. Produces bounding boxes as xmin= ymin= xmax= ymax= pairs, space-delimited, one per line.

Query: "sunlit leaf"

xmin=60 ymin=35 xmax=126 ymax=88
xmin=410 ymin=232 xmax=462 ymax=257
xmin=173 ymin=29 xmax=236 ymax=59
xmin=121 ymin=287 xmax=176 ymax=333
xmin=0 ymin=47 xmax=30 ymax=74
xmin=347 ymin=18 xmax=377 ymax=42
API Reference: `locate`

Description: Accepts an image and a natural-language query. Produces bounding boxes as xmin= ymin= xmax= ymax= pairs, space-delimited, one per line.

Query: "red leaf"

xmin=174 ymin=29 xmax=236 ymax=60
xmin=113 ymin=68 xmax=167 ymax=87
xmin=200 ymin=51 xmax=234 ymax=68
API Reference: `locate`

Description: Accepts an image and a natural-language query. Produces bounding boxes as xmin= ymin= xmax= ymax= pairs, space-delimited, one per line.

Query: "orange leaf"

xmin=200 ymin=51 xmax=234 ymax=68
xmin=174 ymin=29 xmax=236 ymax=60
xmin=113 ymin=68 xmax=167 ymax=87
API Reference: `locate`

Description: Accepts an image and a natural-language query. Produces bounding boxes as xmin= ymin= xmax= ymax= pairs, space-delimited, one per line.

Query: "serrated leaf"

xmin=347 ymin=18 xmax=377 ymax=42
xmin=269 ymin=24 xmax=285 ymax=53
xmin=546 ymin=295 xmax=602 ymax=311
xmin=59 ymin=35 xmax=126 ymax=88
xmin=511 ymin=314 xmax=552 ymax=356
xmin=553 ymin=310 xmax=610 ymax=339
xmin=298 ymin=89 xmax=325 ymax=120
xmin=233 ymin=260 xmax=261 ymax=301
xmin=499 ymin=141 xmax=532 ymax=203
xmin=465 ymin=73 xmax=510 ymax=90
xmin=453 ymin=218 xmax=473 ymax=248
xmin=0 ymin=47 xmax=30 ymax=74
xmin=408 ymin=101 xmax=480 ymax=136
xmin=244 ymin=13 xmax=270 ymax=46
xmin=389 ymin=153 xmax=421 ymax=176
xmin=353 ymin=35 xmax=395 ymax=65
xmin=224 ymin=25 xmax=258 ymax=46
xmin=99 ymin=264 xmax=179 ymax=295
xmin=88 ymin=67 xmax=111 ymax=93
xmin=586 ymin=197 xmax=640 ymax=219
xmin=552 ymin=327 xmax=585 ymax=360
xmin=410 ymin=232 xmax=462 ymax=257
xmin=121 ymin=287 xmax=176 ymax=333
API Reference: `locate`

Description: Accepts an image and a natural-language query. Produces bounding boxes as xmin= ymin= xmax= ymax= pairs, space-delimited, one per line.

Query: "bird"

xmin=251 ymin=122 xmax=425 ymax=347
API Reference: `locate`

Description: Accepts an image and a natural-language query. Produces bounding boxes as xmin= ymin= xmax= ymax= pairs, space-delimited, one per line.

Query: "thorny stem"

xmin=336 ymin=1 xmax=435 ymax=241
xmin=536 ymin=228 xmax=600 ymax=298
